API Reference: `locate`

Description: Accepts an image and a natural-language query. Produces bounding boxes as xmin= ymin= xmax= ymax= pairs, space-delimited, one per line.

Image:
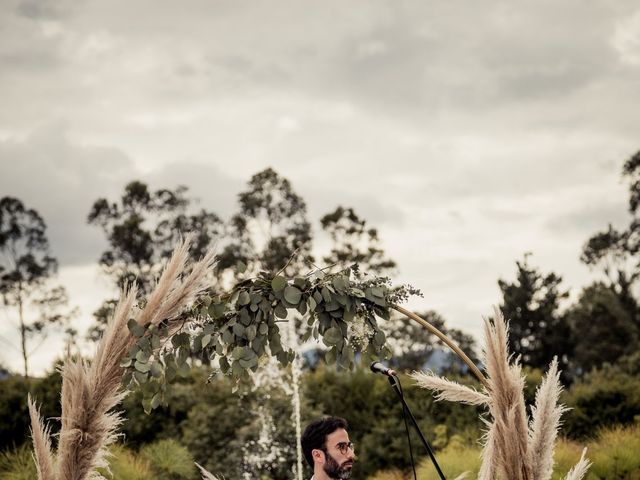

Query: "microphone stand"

xmin=387 ymin=374 xmax=446 ymax=480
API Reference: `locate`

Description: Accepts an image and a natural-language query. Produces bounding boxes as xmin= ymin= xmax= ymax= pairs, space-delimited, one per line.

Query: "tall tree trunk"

xmin=18 ymin=289 xmax=28 ymax=378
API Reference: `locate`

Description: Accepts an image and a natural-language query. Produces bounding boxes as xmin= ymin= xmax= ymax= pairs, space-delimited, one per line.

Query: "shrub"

xmin=587 ymin=425 xmax=640 ymax=479
xmin=103 ymin=445 xmax=154 ymax=480
xmin=0 ymin=445 xmax=37 ymax=480
xmin=562 ymin=367 xmax=640 ymax=439
xmin=140 ymin=439 xmax=196 ymax=479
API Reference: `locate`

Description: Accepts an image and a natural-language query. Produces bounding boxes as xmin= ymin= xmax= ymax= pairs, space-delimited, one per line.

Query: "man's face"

xmin=320 ymin=428 xmax=355 ymax=479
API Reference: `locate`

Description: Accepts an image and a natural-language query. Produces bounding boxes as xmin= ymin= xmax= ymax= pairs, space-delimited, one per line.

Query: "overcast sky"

xmin=1 ymin=0 xmax=639 ymax=375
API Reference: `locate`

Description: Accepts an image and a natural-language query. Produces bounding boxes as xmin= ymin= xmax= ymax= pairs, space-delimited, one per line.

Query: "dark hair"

xmin=301 ymin=416 xmax=348 ymax=467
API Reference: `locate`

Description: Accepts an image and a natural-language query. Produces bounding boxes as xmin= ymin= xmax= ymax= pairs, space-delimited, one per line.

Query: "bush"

xmin=368 ymin=425 xmax=640 ymax=480
xmin=140 ymin=439 xmax=196 ymax=479
xmin=103 ymin=445 xmax=154 ymax=480
xmin=562 ymin=366 xmax=640 ymax=439
xmin=0 ymin=445 xmax=37 ymax=480
xmin=0 ymin=369 xmax=61 ymax=451
xmin=415 ymin=443 xmax=481 ymax=479
xmin=587 ymin=425 xmax=640 ymax=479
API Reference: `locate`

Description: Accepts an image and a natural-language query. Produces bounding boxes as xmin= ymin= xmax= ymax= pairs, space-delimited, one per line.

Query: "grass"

xmin=368 ymin=424 xmax=640 ymax=480
xmin=0 ymin=445 xmax=38 ymax=480
xmin=140 ymin=439 xmax=196 ymax=479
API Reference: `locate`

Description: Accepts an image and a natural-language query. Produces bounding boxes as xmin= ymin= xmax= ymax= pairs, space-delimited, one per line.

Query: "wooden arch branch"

xmin=393 ymin=305 xmax=488 ymax=388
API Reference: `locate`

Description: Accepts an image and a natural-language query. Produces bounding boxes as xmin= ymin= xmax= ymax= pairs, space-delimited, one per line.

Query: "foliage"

xmin=87 ymin=180 xmax=222 ymax=338
xmin=384 ymin=310 xmax=478 ymax=372
xmin=583 ymin=425 xmax=640 ymax=479
xmin=581 ymin=150 xmax=640 ymax=328
xmin=368 ymin=425 xmax=640 ymax=480
xmin=0 ymin=196 xmax=74 ymax=377
xmin=498 ymin=254 xmax=573 ymax=374
xmin=0 ymin=368 xmax=61 ymax=451
xmin=216 ymin=168 xmax=313 ymax=278
xmin=303 ymin=365 xmax=483 ymax=479
xmin=0 ymin=445 xmax=38 ymax=480
xmin=100 ymin=445 xmax=154 ymax=480
xmin=139 ymin=439 xmax=196 ymax=479
xmin=561 ymin=361 xmax=640 ymax=439
xmin=320 ymin=206 xmax=396 ymax=275
xmin=412 ymin=310 xmax=588 ymax=480
xmin=565 ymin=283 xmax=639 ymax=374
xmin=120 ymin=262 xmax=421 ymax=411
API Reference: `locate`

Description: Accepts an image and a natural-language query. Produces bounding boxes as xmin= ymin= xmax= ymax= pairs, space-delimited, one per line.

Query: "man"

xmin=301 ymin=416 xmax=356 ymax=480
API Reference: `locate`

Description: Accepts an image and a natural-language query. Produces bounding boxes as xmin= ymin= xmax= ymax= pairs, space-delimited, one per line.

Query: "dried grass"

xmin=412 ymin=372 xmax=489 ymax=405
xmin=411 ymin=307 xmax=590 ymax=480
xmin=27 ymin=396 xmax=55 ymax=480
xmin=563 ymin=448 xmax=590 ymax=480
xmin=28 ymin=236 xmax=217 ymax=480
xmin=196 ymin=462 xmax=223 ymax=480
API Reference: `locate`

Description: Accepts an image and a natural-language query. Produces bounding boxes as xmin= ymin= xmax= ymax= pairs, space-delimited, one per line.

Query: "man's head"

xmin=301 ymin=416 xmax=355 ymax=479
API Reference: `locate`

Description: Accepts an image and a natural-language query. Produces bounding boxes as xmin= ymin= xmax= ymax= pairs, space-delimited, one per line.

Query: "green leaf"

xmin=209 ymin=302 xmax=226 ymax=319
xmin=274 ymin=303 xmax=288 ymax=319
xmin=343 ymin=310 xmax=355 ymax=322
xmin=271 ymin=275 xmax=287 ymax=292
xmin=325 ymin=348 xmax=336 ymax=365
xmin=323 ymin=327 xmax=342 ymax=346
xmin=371 ymin=287 xmax=385 ymax=298
xmin=284 ymin=285 xmax=302 ymax=305
xmin=127 ymin=319 xmax=145 ymax=338
xmin=150 ymin=362 xmax=163 ymax=378
xmin=202 ymin=333 xmax=212 ymax=348
xmin=269 ymin=334 xmax=282 ymax=354
xmin=239 ymin=308 xmax=252 ymax=325
xmin=151 ymin=393 xmax=162 ymax=410
xmin=219 ymin=356 xmax=230 ymax=374
xmin=332 ymin=276 xmax=347 ymax=292
xmin=171 ymin=332 xmax=190 ymax=348
xmin=237 ymin=291 xmax=251 ymax=306
xmin=135 ymin=350 xmax=149 ymax=363
xmin=142 ymin=397 xmax=153 ymax=414
xmin=246 ymin=325 xmax=257 ymax=341
xmin=233 ymin=323 xmax=245 ymax=337
xmin=134 ymin=370 xmax=149 ymax=384
xmin=308 ymin=296 xmax=317 ymax=312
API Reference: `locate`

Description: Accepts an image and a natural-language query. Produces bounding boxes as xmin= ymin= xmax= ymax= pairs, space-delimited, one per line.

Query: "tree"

xmin=581 ymin=150 xmax=640 ymax=326
xmin=216 ymin=168 xmax=314 ymax=281
xmin=498 ymin=254 xmax=572 ymax=372
xmin=320 ymin=206 xmax=397 ymax=275
xmin=87 ymin=181 xmax=223 ymax=337
xmin=0 ymin=197 xmax=73 ymax=377
xmin=565 ymin=282 xmax=639 ymax=374
xmin=385 ymin=310 xmax=478 ymax=373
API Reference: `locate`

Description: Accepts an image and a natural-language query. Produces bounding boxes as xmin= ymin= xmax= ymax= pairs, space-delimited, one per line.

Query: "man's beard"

xmin=322 ymin=451 xmax=353 ymax=480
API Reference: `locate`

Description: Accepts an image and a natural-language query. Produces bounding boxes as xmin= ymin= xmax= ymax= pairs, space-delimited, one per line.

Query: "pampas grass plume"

xmin=28 ymin=236 xmax=218 ymax=480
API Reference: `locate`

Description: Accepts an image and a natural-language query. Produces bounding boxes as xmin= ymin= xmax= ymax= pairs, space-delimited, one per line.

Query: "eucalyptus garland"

xmin=120 ymin=265 xmax=421 ymax=412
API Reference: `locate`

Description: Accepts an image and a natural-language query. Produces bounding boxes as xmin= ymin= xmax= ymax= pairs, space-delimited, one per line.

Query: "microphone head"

xmin=370 ymin=361 xmax=396 ymax=376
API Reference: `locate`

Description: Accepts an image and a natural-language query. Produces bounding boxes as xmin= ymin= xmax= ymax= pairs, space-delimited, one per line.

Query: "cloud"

xmin=545 ymin=196 xmax=629 ymax=237
xmin=0 ymin=123 xmax=134 ymax=265
xmin=147 ymin=161 xmax=243 ymax=219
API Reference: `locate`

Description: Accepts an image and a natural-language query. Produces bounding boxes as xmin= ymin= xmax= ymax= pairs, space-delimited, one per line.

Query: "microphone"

xmin=370 ymin=361 xmax=397 ymax=377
